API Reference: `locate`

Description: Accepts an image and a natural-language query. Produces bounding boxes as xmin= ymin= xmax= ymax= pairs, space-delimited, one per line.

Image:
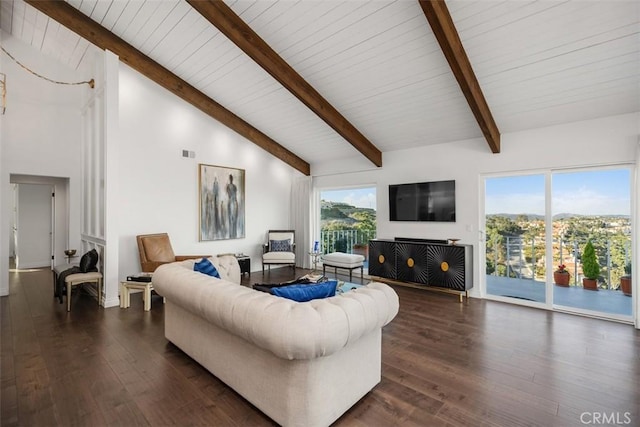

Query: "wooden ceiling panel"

xmin=189 ymin=0 xmax=383 ymax=166
xmin=30 ymin=12 xmax=49 ymax=52
xmin=147 ymin=10 xmax=207 ymax=63
xmin=0 ymin=1 xmax=14 ymax=33
xmin=9 ymin=0 xmax=25 ymax=38
xmin=74 ymin=0 xmax=99 ymax=18
xmin=242 ymin=1 xmax=344 ymax=56
xmin=138 ymin=2 xmax=189 ymax=54
xmin=90 ymin=1 xmax=118 ymax=27
xmin=222 ymin=0 xmax=482 ymax=155
xmin=3 ymin=0 xmax=638 ymax=170
xmin=97 ymin=1 xmax=129 ymax=31
xmin=273 ymin=2 xmax=396 ymax=63
xmin=175 ymin=30 xmax=234 ymax=81
xmin=448 ymin=0 xmax=640 ymax=133
xmin=119 ymin=1 xmax=166 ymax=43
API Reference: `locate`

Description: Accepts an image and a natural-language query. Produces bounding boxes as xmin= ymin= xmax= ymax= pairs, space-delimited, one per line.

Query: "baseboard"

xmin=83 ymin=286 xmax=119 ymax=308
xmin=17 ymin=260 xmax=51 ymax=269
xmin=103 ymin=296 xmax=120 ymax=308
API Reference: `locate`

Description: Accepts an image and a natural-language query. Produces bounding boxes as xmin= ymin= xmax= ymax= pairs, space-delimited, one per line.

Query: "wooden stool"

xmin=65 ymin=272 xmax=103 ymax=312
xmin=120 ymin=280 xmax=154 ymax=311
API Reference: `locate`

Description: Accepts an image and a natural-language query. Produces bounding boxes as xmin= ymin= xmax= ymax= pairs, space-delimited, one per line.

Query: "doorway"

xmin=8 ymin=174 xmax=70 ymax=274
xmin=319 ymin=187 xmax=377 ymax=273
xmin=13 ymin=183 xmax=54 ymax=269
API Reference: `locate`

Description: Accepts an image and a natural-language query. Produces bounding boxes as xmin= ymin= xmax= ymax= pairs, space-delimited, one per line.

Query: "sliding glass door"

xmin=485 ymin=174 xmax=546 ymax=304
xmin=551 ymin=169 xmax=632 ymax=317
xmin=484 ymin=167 xmax=633 ymax=320
xmin=319 ymin=187 xmax=377 ymax=273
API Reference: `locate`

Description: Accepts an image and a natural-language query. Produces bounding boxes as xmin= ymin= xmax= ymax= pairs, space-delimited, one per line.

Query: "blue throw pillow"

xmin=270 ymin=239 xmax=292 ymax=252
xmin=272 ymin=280 xmax=337 ymax=302
xmin=194 ymin=258 xmax=220 ymax=279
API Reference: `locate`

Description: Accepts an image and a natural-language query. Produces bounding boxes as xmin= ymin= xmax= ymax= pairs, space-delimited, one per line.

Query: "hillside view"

xmin=320 ymin=200 xmax=376 ymax=253
xmin=486 ymin=213 xmax=631 ymax=289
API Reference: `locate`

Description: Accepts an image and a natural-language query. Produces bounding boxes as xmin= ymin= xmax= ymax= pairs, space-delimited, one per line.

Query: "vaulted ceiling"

xmin=2 ymin=0 xmax=639 ymax=175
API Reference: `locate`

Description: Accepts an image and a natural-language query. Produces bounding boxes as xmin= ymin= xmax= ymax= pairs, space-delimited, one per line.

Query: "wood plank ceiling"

xmin=2 ymin=0 xmax=639 ymax=173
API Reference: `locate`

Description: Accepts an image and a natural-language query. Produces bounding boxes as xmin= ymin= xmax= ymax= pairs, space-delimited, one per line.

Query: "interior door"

xmin=16 ymin=184 xmax=53 ymax=269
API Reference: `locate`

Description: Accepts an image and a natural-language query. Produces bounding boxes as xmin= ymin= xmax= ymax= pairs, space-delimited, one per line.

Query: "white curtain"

xmin=291 ymin=176 xmax=312 ymax=269
xmin=635 ymin=138 xmax=639 ymax=329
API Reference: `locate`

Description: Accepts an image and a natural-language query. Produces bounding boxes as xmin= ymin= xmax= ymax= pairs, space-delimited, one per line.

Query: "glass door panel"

xmin=552 ymin=169 xmax=632 ymax=317
xmin=319 ymin=188 xmax=377 ymax=275
xmin=485 ymin=175 xmax=546 ymax=303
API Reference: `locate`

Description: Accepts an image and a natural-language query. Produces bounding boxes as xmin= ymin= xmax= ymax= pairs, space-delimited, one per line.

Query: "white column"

xmin=634 ymin=138 xmax=639 ymax=329
xmin=103 ymin=50 xmax=120 ymax=308
xmin=0 ymin=124 xmax=8 ymax=296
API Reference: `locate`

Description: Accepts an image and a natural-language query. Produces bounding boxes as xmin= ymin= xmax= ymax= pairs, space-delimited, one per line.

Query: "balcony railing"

xmin=486 ymin=236 xmax=632 ymax=289
xmin=319 ymin=229 xmax=376 ymax=257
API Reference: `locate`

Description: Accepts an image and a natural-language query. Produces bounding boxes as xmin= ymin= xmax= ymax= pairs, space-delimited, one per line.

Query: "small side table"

xmin=236 ymin=255 xmax=251 ymax=275
xmin=309 ymin=252 xmax=321 ymax=272
xmin=120 ymin=280 xmax=154 ymax=311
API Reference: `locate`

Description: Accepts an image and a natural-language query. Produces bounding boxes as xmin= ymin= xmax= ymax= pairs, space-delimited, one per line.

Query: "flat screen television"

xmin=389 ymin=180 xmax=456 ymax=222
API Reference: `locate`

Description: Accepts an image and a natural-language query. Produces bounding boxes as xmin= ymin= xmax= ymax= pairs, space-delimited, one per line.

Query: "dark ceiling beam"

xmin=419 ymin=0 xmax=500 ymax=153
xmin=187 ymin=0 xmax=383 ymax=167
xmin=24 ymin=0 xmax=310 ymax=175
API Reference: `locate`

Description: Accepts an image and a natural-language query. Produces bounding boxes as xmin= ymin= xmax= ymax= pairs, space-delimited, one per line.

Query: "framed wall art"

xmin=199 ymin=163 xmax=245 ymax=241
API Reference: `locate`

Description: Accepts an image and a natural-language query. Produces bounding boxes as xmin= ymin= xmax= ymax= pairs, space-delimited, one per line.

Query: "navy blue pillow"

xmin=272 ymin=280 xmax=337 ymax=302
xmin=270 ymin=239 xmax=292 ymax=252
xmin=194 ymin=258 xmax=220 ymax=279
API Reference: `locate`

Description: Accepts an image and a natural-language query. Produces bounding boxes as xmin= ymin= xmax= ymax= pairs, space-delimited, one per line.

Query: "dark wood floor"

xmin=2 ymin=267 xmax=639 ymax=427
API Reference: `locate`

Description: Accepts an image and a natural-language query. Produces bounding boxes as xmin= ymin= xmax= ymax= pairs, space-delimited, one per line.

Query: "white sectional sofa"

xmin=152 ymin=257 xmax=399 ymax=427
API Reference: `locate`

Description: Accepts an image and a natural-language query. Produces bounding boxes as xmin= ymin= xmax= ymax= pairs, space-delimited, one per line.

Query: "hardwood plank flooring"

xmin=1 ymin=266 xmax=639 ymax=426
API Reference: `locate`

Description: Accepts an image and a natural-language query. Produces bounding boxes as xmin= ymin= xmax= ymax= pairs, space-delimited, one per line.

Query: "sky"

xmin=321 ymin=188 xmax=376 ymax=209
xmin=485 ymin=169 xmax=631 ymax=216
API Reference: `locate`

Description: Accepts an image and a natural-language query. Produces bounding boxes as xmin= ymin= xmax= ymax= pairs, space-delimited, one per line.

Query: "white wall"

xmin=0 ymin=32 xmax=301 ymax=295
xmin=0 ymin=33 xmax=87 ymax=295
xmin=117 ymin=64 xmax=299 ymax=276
xmin=313 ymin=112 xmax=639 ymax=297
xmin=8 ymin=184 xmax=16 ymax=257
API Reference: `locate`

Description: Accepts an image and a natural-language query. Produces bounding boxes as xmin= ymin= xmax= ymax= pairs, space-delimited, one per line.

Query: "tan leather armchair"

xmin=136 ymin=233 xmax=210 ymax=272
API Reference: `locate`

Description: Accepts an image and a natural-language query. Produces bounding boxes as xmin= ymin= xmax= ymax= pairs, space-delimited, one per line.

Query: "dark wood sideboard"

xmin=368 ymin=238 xmax=473 ymax=301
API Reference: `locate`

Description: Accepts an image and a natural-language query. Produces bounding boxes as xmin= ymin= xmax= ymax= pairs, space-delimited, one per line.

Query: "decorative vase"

xmin=553 ymin=271 xmax=570 ymax=287
xmin=582 ymin=278 xmax=598 ymax=291
xmin=620 ymin=276 xmax=632 ymax=296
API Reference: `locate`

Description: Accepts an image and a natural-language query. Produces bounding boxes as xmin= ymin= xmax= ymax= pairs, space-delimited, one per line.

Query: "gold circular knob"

xmin=378 ymin=254 xmax=385 ymax=264
xmin=407 ymin=258 xmax=414 ymax=267
xmin=441 ymin=261 xmax=449 ymax=272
